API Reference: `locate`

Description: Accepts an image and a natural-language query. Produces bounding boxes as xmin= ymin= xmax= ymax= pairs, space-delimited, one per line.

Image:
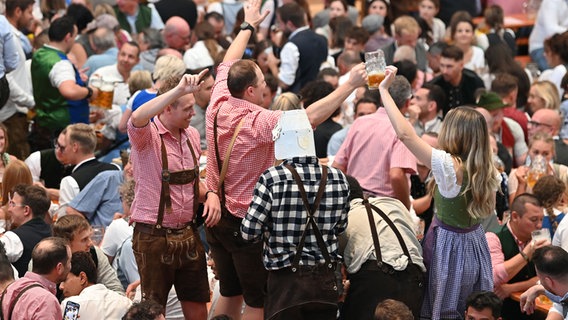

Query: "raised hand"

xmin=177 ymin=69 xmax=209 ymax=94
xmin=347 ymin=63 xmax=368 ymax=88
xmin=244 ymin=0 xmax=271 ymax=29
xmin=379 ymin=66 xmax=398 ymax=91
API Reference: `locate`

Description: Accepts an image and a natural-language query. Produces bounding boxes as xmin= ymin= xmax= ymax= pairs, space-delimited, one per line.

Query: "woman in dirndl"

xmin=379 ymin=66 xmax=500 ymax=319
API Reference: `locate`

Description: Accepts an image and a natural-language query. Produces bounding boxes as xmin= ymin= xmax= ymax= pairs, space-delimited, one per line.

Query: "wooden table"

xmin=473 ymin=13 xmax=535 ymax=30
xmin=510 ymin=291 xmax=553 ymax=314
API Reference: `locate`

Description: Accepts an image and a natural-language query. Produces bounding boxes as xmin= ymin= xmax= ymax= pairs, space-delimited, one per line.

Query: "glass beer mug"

xmin=364 ymin=49 xmax=386 ymax=90
xmin=89 ymin=77 xmax=114 ymax=110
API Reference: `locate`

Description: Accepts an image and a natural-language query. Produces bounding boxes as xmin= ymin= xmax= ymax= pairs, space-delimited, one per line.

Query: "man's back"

xmin=60 ymin=283 xmax=132 ymax=320
xmin=11 ymin=218 xmax=52 ymax=277
xmin=334 ymin=109 xmax=416 ymax=198
xmin=286 ymin=29 xmax=328 ymax=93
xmin=1 ymin=272 xmax=62 ymax=320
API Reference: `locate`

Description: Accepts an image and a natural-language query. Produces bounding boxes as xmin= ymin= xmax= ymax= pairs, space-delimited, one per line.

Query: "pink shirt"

xmin=486 ymin=223 xmax=529 ymax=286
xmin=128 ymin=116 xmax=201 ymax=228
xmin=334 ymin=108 xmax=417 ymax=197
xmin=1 ymin=272 xmax=61 ymax=320
xmin=206 ymin=60 xmax=281 ymax=218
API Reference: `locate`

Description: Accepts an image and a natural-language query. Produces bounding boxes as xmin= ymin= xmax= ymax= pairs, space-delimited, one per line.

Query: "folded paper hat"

xmin=272 ymin=109 xmax=316 ymax=160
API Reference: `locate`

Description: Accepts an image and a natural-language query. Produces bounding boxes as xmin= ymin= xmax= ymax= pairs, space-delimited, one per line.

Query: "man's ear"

xmin=80 ymin=271 xmax=88 ymax=286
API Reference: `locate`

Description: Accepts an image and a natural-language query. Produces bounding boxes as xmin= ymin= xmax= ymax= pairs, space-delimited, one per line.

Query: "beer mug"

xmin=89 ymin=77 xmax=114 ymax=110
xmin=364 ymin=49 xmax=386 ymax=90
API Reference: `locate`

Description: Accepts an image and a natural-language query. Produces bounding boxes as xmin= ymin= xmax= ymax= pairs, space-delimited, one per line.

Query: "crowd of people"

xmin=1 ymin=0 xmax=568 ymax=319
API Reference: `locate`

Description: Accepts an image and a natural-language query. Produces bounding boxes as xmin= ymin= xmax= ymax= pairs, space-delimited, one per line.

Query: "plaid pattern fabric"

xmin=241 ymin=156 xmax=350 ymax=270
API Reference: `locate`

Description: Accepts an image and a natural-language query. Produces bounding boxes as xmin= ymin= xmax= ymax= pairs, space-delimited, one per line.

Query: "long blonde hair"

xmin=437 ymin=107 xmax=500 ymax=219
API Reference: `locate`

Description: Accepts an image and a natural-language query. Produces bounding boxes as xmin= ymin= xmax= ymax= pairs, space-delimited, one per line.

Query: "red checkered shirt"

xmin=206 ymin=60 xmax=281 ymax=218
xmin=128 ymin=116 xmax=201 ymax=228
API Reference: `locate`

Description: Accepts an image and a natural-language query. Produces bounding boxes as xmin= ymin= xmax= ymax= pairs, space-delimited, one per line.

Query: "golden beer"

xmin=367 ymin=72 xmax=385 ymax=90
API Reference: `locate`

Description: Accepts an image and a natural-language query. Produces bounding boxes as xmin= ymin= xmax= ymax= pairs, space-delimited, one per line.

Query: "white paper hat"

xmin=272 ymin=110 xmax=316 ymax=160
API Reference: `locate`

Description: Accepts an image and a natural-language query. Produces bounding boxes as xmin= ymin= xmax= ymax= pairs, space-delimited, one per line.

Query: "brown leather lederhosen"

xmin=265 ymin=165 xmax=339 ymax=320
xmin=138 ymin=123 xmax=200 ymax=231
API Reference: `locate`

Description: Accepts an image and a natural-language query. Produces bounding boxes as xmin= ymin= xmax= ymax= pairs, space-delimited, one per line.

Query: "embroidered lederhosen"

xmin=155 ymin=123 xmax=200 ymax=228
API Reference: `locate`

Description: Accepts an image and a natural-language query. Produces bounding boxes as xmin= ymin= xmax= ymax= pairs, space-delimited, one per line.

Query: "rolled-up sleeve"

xmin=486 ymin=232 xmax=509 ymax=286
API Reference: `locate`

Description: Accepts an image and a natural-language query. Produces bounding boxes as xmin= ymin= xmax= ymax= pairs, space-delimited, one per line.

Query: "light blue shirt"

xmin=327 ymin=126 xmax=350 ymax=157
xmin=68 ymin=170 xmax=124 ymax=227
xmin=0 ymin=15 xmax=20 ymax=77
xmin=84 ymin=47 xmax=119 ymax=78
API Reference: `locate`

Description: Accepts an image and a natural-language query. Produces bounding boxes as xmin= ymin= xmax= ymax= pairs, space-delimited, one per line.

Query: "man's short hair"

xmin=511 ymin=193 xmax=541 ymax=217
xmin=441 ymin=45 xmax=464 ymax=61
xmin=31 ymin=237 xmax=69 ymax=275
xmin=354 ymin=97 xmax=379 ymax=115
xmin=301 ymin=80 xmax=335 ymax=110
xmin=67 ymin=123 xmax=97 ymax=154
xmin=345 ymin=26 xmax=370 ymax=45
xmin=13 ymin=184 xmax=50 ymax=218
xmin=428 ymin=41 xmax=448 ymax=55
xmin=338 ymin=49 xmax=362 ymax=67
xmin=466 ymin=291 xmax=502 ymax=318
xmin=388 ymin=75 xmax=412 ymax=110
xmin=70 ymin=251 xmax=97 ymax=284
xmin=53 ymin=215 xmax=91 ymax=242
xmin=393 ymin=16 xmax=420 ymax=37
xmin=122 ymin=41 xmax=141 ymax=57
xmin=0 ymin=242 xmax=14 ymax=283
xmin=264 ymin=73 xmax=278 ymax=95
xmin=491 ymin=73 xmax=518 ymax=97
xmin=123 ymin=300 xmax=165 ymax=320
xmin=277 ymin=2 xmax=306 ymax=28
xmin=228 ymin=60 xmax=260 ymax=99
xmin=92 ymin=27 xmax=116 ymax=52
xmin=140 ymin=28 xmax=165 ymax=50
xmin=533 ymin=245 xmax=568 ymax=280
xmin=422 ymin=83 xmax=446 ymax=113
xmin=374 ymin=299 xmax=413 ymax=320
xmin=393 ymin=60 xmax=417 ymax=85
xmin=317 ymin=68 xmax=340 ymax=81
xmin=48 ymin=16 xmax=76 ymax=42
xmin=5 ymin=0 xmax=34 ymax=17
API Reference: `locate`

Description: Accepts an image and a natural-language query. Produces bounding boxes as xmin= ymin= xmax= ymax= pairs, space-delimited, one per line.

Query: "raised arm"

xmin=379 ymin=66 xmax=433 ymax=168
xmin=223 ymin=0 xmax=270 ymax=62
xmin=130 ymin=71 xmax=207 ymax=127
xmin=305 ymin=64 xmax=367 ymax=127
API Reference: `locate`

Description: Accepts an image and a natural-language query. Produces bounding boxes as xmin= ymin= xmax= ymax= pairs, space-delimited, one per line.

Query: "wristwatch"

xmin=240 ymin=21 xmax=255 ymax=33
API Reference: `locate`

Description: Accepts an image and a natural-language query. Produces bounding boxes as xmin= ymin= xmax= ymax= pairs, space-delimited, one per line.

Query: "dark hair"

xmin=301 ymin=80 xmax=335 ymax=113
xmin=484 ymin=5 xmax=504 ymax=32
xmin=544 ymin=33 xmax=568 ymax=64
xmin=422 ymin=83 xmax=446 ymax=113
xmin=346 ymin=26 xmax=370 ymax=45
xmin=278 ymin=3 xmax=306 ymax=28
xmin=374 ymin=299 xmax=413 ymax=320
xmin=227 ymin=60 xmax=259 ymax=98
xmin=491 ymin=73 xmax=518 ymax=96
xmin=346 ymin=175 xmax=364 ymax=201
xmin=466 ymin=291 xmax=502 ymax=318
xmin=388 ymin=75 xmax=412 ymax=110
xmin=48 ymin=16 xmax=77 ymax=42
xmin=122 ymin=41 xmax=141 ymax=56
xmin=329 ymin=0 xmax=349 ymax=12
xmin=32 ymin=237 xmax=69 ymax=275
xmin=317 ymin=67 xmax=340 ymax=80
xmin=70 ymin=251 xmax=97 ymax=284
xmin=264 ymin=73 xmax=278 ymax=94
xmin=354 ymin=97 xmax=379 ymax=115
xmin=441 ymin=45 xmax=464 ymax=61
xmin=66 ymin=3 xmax=94 ymax=34
xmin=393 ymin=60 xmax=417 ymax=85
xmin=13 ymin=184 xmax=50 ymax=218
xmin=5 ymin=0 xmax=35 ymax=17
xmin=122 ymin=300 xmax=165 ymax=320
xmin=0 ymin=242 xmax=14 ymax=283
xmin=511 ymin=193 xmax=541 ymax=217
xmin=533 ymin=245 xmax=568 ymax=279
xmin=329 ymin=16 xmax=353 ymax=48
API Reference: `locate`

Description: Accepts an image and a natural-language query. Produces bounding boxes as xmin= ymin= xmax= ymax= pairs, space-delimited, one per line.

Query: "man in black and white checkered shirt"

xmin=241 ymin=109 xmax=350 ymax=318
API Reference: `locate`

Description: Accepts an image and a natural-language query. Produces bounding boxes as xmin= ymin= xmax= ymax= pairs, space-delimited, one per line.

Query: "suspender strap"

xmin=0 ymin=283 xmax=42 ymax=320
xmin=285 ymin=164 xmax=333 ymax=271
xmin=213 ymin=108 xmax=245 ymax=209
xmin=362 ymin=198 xmax=414 ymax=268
xmin=154 ymin=122 xmax=200 ymax=228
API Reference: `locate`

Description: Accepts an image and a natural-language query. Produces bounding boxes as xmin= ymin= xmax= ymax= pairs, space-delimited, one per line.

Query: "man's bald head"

xmin=163 ymin=16 xmax=191 ymax=50
xmin=529 ymin=108 xmax=561 ymax=139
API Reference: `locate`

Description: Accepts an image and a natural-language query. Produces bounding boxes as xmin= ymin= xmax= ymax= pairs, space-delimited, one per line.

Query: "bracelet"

xmin=205 ymin=190 xmax=217 ymax=199
xmin=520 ymin=251 xmax=529 ymax=262
xmin=85 ymin=86 xmax=93 ymax=100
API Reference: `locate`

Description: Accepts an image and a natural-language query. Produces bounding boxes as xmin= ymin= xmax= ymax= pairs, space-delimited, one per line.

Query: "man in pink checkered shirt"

xmin=204 ymin=0 xmax=367 ymax=318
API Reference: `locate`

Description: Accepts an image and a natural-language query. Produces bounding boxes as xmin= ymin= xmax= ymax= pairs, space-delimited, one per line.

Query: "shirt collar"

xmin=24 ymin=272 xmax=57 ymax=295
xmin=506 ymin=221 xmax=529 ymax=249
xmin=72 ymin=157 xmax=96 ymax=173
xmin=154 ymin=115 xmax=188 ymax=143
xmin=282 ymin=156 xmax=319 ymax=165
xmin=289 ymin=26 xmax=310 ymax=39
